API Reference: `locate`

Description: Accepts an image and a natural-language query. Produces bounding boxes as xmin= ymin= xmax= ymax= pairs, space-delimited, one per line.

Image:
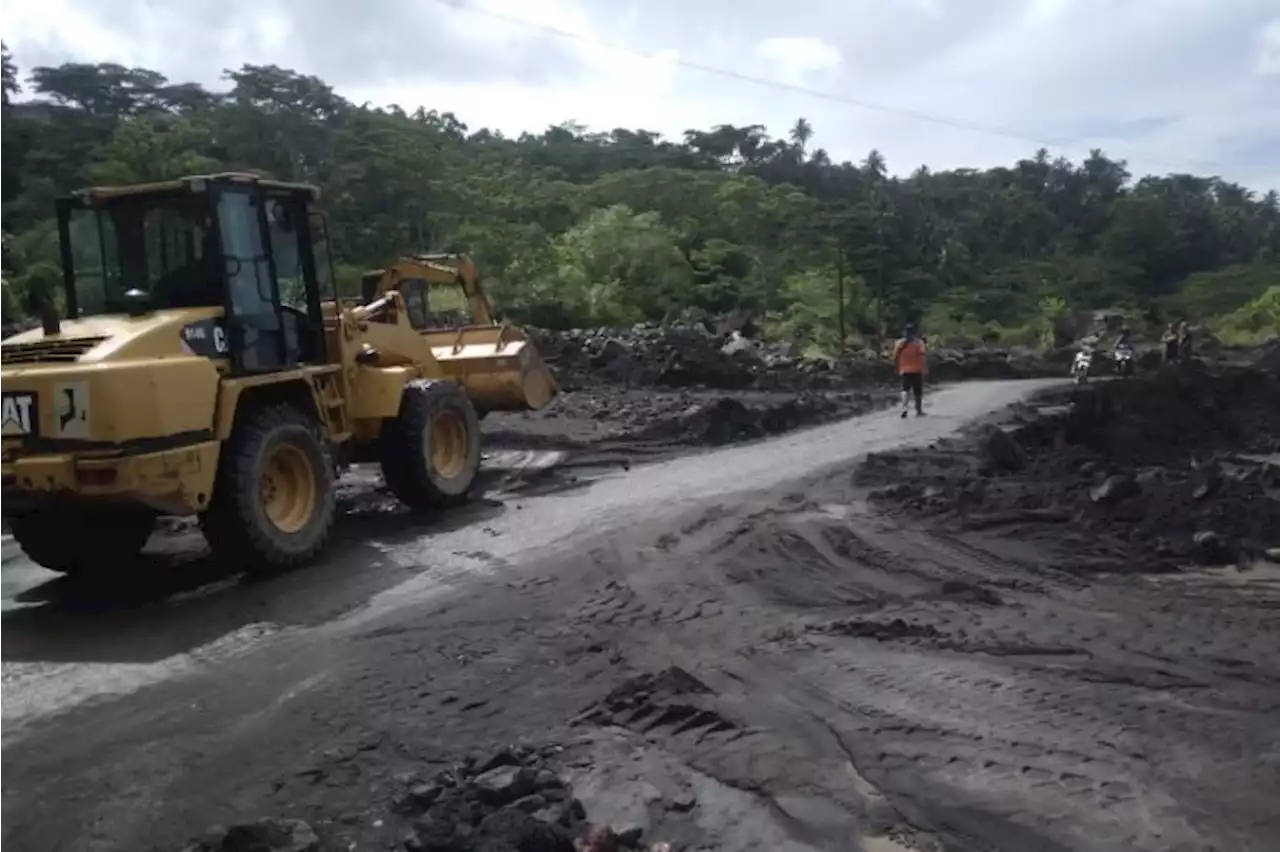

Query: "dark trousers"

xmin=901 ymin=372 xmax=923 ymax=412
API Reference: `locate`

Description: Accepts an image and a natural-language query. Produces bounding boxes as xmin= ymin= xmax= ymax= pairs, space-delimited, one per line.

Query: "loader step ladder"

xmin=317 ymin=372 xmax=351 ymax=442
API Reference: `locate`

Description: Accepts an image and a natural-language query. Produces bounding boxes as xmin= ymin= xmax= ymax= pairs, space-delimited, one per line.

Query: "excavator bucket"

xmin=422 ymin=324 xmax=559 ymax=414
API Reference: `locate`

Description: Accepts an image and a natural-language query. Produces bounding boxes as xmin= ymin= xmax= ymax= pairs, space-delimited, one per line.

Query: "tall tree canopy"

xmin=3 ymin=54 xmax=1277 ymax=346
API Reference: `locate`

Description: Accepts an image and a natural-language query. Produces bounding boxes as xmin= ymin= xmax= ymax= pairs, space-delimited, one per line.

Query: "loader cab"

xmin=362 ymin=275 xmax=470 ymax=332
xmin=56 ymin=173 xmax=330 ymax=374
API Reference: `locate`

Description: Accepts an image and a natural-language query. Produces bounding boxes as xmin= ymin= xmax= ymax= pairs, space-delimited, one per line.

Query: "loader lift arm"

xmin=352 ymin=251 xmax=558 ymax=416
xmin=361 ymin=253 xmax=494 ymax=326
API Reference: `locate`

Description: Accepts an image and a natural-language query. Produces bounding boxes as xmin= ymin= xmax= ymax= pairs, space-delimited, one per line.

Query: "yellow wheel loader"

xmin=0 ymin=173 xmax=557 ymax=575
xmin=353 ymin=251 xmax=558 ymax=420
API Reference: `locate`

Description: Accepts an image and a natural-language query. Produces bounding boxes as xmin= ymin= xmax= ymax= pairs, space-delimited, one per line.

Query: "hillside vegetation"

xmin=2 ymin=46 xmax=1278 ymax=349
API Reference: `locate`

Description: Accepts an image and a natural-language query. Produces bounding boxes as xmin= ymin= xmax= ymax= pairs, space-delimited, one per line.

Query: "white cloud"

xmin=3 ymin=0 xmax=1278 ymax=190
xmin=1259 ymin=20 xmax=1280 ymax=75
xmin=753 ymin=37 xmax=842 ymax=87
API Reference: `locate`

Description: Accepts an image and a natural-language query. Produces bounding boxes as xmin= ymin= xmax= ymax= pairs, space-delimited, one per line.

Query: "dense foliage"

xmin=3 ymin=45 xmax=1278 ymax=348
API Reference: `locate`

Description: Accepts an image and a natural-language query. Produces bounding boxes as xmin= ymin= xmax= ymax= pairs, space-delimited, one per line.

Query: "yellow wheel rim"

xmin=428 ymin=410 xmax=469 ymax=480
xmin=259 ymin=442 xmax=316 ymax=534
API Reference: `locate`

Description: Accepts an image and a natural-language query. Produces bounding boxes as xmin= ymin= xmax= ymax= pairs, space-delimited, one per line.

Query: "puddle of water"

xmin=1 ymin=621 xmax=294 ymax=740
xmin=3 ymin=535 xmax=25 ymax=567
xmin=861 ymin=835 xmax=917 ymax=852
xmin=1151 ymin=561 xmax=1280 ymax=594
xmin=1236 ymin=453 xmax=1279 ymax=465
xmin=482 ymin=449 xmax=568 ymax=470
xmin=2 ymin=550 xmax=54 ymax=613
xmin=1205 ymin=561 xmax=1280 ymax=584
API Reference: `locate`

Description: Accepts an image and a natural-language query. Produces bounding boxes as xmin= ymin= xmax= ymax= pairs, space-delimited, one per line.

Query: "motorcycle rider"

xmin=892 ymin=324 xmax=927 ymax=418
xmin=1072 ymin=340 xmax=1094 ymax=380
xmin=1113 ymin=325 xmax=1136 ymax=376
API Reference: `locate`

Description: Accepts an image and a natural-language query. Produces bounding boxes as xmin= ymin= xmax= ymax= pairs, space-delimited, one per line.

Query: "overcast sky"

xmin=5 ymin=0 xmax=1279 ymax=190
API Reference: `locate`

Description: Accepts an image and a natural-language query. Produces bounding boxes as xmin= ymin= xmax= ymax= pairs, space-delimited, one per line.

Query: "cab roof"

xmin=70 ymin=172 xmax=321 ymax=202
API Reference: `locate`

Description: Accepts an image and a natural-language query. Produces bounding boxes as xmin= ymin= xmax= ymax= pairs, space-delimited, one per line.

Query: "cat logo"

xmin=181 ymin=320 xmax=230 ymax=358
xmin=2 ymin=392 xmax=36 ymax=436
xmin=53 ymin=381 xmax=90 ymax=439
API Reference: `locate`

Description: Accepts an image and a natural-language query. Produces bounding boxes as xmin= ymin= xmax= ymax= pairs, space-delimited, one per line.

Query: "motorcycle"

xmin=1071 ymin=350 xmax=1093 ymax=384
xmin=1113 ymin=345 xmax=1135 ymax=378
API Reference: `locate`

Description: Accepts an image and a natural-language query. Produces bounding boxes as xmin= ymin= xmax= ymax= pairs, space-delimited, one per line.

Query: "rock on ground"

xmin=179 ymin=746 xmax=661 ymax=852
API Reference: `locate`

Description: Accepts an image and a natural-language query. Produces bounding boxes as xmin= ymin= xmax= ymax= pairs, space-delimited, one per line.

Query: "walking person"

xmin=892 ymin=324 xmax=927 ymax=418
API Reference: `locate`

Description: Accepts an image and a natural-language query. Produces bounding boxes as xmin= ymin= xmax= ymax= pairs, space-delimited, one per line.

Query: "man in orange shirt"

xmin=892 ymin=324 xmax=927 ymax=418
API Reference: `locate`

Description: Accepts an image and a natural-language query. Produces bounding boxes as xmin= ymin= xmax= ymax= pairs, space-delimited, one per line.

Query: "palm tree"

xmin=862 ymin=149 xmax=887 ymax=181
xmin=2 ymin=42 xmax=21 ymax=107
xmin=789 ymin=118 xmax=813 ymax=155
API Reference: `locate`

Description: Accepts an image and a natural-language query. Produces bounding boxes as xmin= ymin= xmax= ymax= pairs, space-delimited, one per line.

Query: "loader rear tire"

xmin=381 ymin=379 xmax=481 ymax=510
xmin=9 ymin=503 xmax=156 ymax=575
xmin=201 ymin=403 xmax=336 ymax=573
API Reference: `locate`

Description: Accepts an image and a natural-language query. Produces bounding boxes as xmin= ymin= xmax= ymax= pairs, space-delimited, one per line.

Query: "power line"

xmin=432 ymin=0 xmax=1229 ymax=175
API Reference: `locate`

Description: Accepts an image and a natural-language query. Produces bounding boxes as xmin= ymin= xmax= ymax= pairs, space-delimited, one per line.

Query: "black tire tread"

xmin=380 ymin=379 xmax=481 ymax=511
xmin=200 ymin=402 xmax=336 ymax=572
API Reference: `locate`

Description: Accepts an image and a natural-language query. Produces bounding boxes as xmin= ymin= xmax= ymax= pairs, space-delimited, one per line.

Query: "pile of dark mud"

xmin=530 ymin=325 xmax=756 ymax=391
xmin=856 ymin=366 xmax=1280 ymax=573
xmin=485 ymin=388 xmax=881 ymax=454
xmin=530 ymin=325 xmax=1067 ymax=392
xmin=180 ymin=744 xmax=667 ymax=852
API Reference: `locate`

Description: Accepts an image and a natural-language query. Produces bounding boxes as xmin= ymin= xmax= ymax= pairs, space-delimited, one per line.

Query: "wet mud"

xmin=5 ymin=372 xmax=1280 ymax=852
xmin=483 ymin=387 xmax=885 ymax=462
xmin=856 ymin=365 xmax=1280 ymax=574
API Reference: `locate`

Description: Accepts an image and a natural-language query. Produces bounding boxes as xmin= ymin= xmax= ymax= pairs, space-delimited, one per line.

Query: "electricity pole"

xmin=836 ymin=250 xmax=845 ymax=352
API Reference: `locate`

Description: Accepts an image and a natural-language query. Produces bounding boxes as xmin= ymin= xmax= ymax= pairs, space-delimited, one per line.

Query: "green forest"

xmin=2 ymin=45 xmax=1277 ymax=352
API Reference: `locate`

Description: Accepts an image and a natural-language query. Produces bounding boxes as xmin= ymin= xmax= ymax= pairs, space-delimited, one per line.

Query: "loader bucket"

xmin=423 ymin=324 xmax=559 ymax=413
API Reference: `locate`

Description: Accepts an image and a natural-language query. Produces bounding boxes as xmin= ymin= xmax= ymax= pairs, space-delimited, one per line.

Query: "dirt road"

xmin=3 ymin=377 xmax=1278 ymax=852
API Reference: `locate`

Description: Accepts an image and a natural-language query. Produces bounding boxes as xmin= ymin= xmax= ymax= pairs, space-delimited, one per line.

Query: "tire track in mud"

xmin=15 ymin=379 xmax=1278 ymax=852
xmin=560 ymin=485 xmax=1280 ymax=851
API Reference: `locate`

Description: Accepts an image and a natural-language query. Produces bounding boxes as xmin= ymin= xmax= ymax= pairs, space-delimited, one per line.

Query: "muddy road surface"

xmin=3 ymin=377 xmax=1279 ymax=852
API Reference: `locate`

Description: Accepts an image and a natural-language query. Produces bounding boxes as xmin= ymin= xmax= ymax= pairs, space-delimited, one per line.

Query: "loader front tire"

xmin=201 ymin=403 xmax=336 ymax=573
xmin=381 ymin=379 xmax=481 ymax=510
xmin=9 ymin=502 xmax=156 ymax=575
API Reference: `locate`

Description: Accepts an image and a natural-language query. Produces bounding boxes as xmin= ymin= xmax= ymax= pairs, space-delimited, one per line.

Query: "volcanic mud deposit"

xmin=856 ymin=365 xmax=1280 ymax=573
xmin=483 ymin=387 xmax=883 ymax=462
xmin=178 ymin=744 xmax=667 ymax=852
xmin=529 ymin=324 xmax=1066 ymax=394
xmin=482 ymin=325 xmax=903 ymax=474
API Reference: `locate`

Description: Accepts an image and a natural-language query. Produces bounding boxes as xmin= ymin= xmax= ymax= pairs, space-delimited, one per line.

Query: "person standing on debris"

xmin=1177 ymin=321 xmax=1193 ymax=362
xmin=1163 ymin=322 xmax=1179 ymax=364
xmin=892 ymin=324 xmax=927 ymax=418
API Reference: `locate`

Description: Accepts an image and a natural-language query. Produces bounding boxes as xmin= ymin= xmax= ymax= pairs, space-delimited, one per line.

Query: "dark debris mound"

xmin=181 ymin=745 xmax=654 ymax=852
xmin=529 ymin=324 xmax=1075 ymax=392
xmin=529 ymin=324 xmax=769 ymax=391
xmin=485 ymin=386 xmax=880 ymax=454
xmin=856 ymin=366 xmax=1280 ymax=573
xmin=393 ymin=744 xmax=660 ymax=852
xmin=630 ymin=392 xmax=861 ymax=446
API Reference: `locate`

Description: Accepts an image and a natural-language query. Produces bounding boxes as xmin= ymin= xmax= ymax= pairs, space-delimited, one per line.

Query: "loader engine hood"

xmin=2 ymin=308 xmax=225 ymax=449
xmin=1 ymin=308 xmax=227 ymax=367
